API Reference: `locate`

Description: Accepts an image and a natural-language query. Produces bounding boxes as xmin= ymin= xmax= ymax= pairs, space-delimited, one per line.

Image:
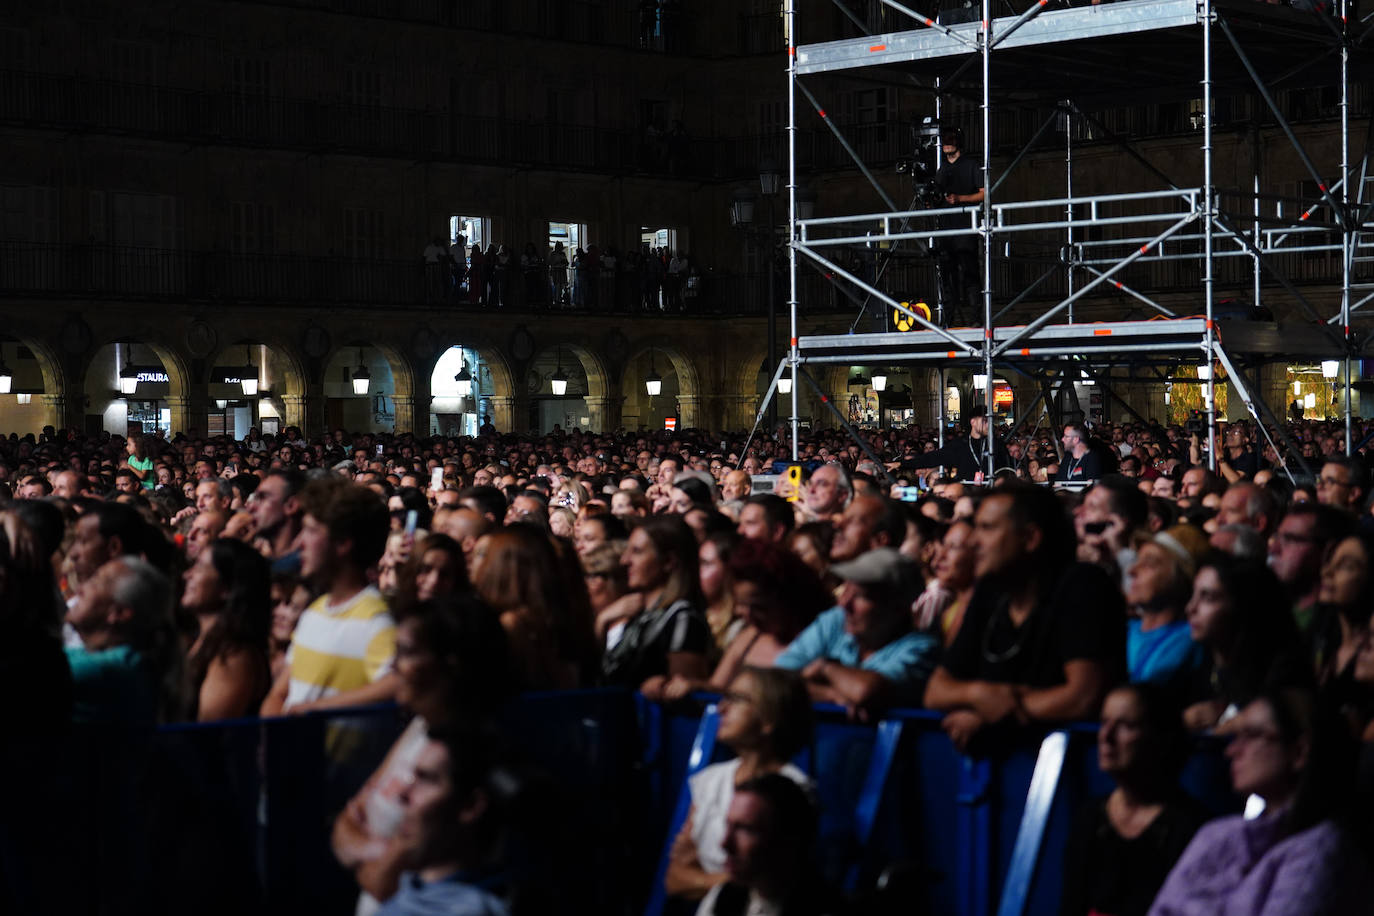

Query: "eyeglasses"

xmin=1316 ymin=476 xmax=1349 ymax=488
xmin=718 ymin=690 xmax=756 ymax=706
xmin=1273 ymin=531 xmax=1317 ymax=546
xmin=1229 ymin=727 xmax=1282 ymax=746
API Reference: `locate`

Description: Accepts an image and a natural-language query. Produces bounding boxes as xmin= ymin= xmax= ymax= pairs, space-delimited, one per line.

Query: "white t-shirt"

xmin=688 ymin=758 xmax=811 ymax=874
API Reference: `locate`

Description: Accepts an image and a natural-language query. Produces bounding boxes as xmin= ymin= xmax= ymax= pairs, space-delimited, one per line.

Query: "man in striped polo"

xmin=261 ymin=476 xmax=397 ymax=716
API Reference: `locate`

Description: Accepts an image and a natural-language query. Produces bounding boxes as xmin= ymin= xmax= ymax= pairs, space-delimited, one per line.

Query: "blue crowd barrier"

xmin=0 ymin=692 xmax=1242 ymax=916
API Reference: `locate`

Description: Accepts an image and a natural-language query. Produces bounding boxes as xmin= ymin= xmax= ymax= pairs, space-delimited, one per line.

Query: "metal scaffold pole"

xmin=982 ymin=0 xmax=995 ymax=477
xmin=1203 ymin=0 xmax=1217 ymax=470
xmin=1341 ymin=0 xmax=1353 ymax=454
xmin=787 ymin=0 xmax=800 ymax=461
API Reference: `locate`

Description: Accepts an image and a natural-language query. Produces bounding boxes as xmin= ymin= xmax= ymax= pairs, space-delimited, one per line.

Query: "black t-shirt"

xmin=1055 ymin=449 xmax=1104 ymax=484
xmin=941 ymin=562 xmax=1126 ymax=689
xmin=901 ymin=435 xmax=1012 ymax=480
xmin=1058 ymin=796 xmax=1208 ymax=916
xmin=934 ymin=153 xmax=982 ymax=231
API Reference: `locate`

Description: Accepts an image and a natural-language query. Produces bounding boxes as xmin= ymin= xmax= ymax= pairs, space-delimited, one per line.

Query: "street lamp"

xmin=871 ymin=371 xmax=888 ymax=392
xmin=351 ymin=348 xmax=371 ymax=396
xmin=241 ymin=346 xmax=259 ymax=396
xmin=454 ymin=361 xmax=472 ymax=397
xmin=119 ymin=345 xmax=139 ymax=395
xmin=1196 ymin=363 xmax=1213 ymax=381
xmin=778 ymin=375 xmax=792 ymax=395
xmin=644 ymin=349 xmax=663 ymax=397
xmin=1322 ymin=360 xmax=1340 ymax=379
xmin=550 ymin=347 xmax=568 ymax=397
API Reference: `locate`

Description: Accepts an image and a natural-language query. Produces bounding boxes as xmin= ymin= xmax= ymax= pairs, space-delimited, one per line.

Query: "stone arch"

xmin=419 ymin=333 xmax=517 ymax=435
xmin=529 ymin=339 xmax=617 ymax=432
xmin=621 ymin=339 xmax=702 ymax=430
xmin=0 ymin=335 xmax=70 ymax=433
xmin=82 ymin=331 xmax=194 ymax=435
xmin=320 ymin=339 xmax=416 ymax=435
xmin=203 ymin=335 xmax=310 ymax=438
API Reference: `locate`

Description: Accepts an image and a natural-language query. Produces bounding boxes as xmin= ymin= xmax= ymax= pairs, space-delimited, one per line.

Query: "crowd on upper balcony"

xmin=2 ymin=409 xmax=1374 ymax=914
xmin=422 ymin=235 xmax=700 ymax=313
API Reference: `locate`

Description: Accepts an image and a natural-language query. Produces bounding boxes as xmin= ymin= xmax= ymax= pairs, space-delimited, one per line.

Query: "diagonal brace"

xmin=1216 ymin=15 xmax=1348 ymax=228
xmin=880 ymin=0 xmax=981 ymax=50
xmin=798 ymin=366 xmax=895 ymax=486
xmin=796 ymin=243 xmax=980 ymax=354
xmin=994 ymin=212 xmax=1197 ymax=357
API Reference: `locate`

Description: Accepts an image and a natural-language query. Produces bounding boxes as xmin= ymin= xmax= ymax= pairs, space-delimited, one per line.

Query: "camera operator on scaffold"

xmin=933 ymin=125 xmax=984 ymax=327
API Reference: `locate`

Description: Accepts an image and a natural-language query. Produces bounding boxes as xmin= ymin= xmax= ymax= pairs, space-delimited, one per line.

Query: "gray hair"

xmin=108 ymin=556 xmax=173 ymax=629
xmin=1212 ymin=524 xmax=1266 ymax=561
xmin=106 ymin=556 xmax=183 ymax=722
xmin=198 ymin=477 xmax=235 ymax=502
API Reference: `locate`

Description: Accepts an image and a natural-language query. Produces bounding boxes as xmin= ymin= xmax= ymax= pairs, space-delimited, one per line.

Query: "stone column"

xmin=1256 ymin=363 xmax=1292 ymax=424
xmin=281 ymin=391 xmax=326 ymax=438
xmin=584 ymin=395 xmax=623 ymax=434
xmin=391 ymin=396 xmax=415 ymax=436
xmin=487 ymin=395 xmax=527 ymax=434
xmin=165 ymin=396 xmax=193 ymax=438
xmin=676 ymin=394 xmax=702 ymax=430
xmin=41 ymin=394 xmax=76 ymax=433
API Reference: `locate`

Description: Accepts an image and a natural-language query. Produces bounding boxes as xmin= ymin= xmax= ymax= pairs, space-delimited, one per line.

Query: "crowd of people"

xmin=3 ymin=408 xmax=1374 ymax=914
xmin=423 ymin=235 xmax=697 ymax=312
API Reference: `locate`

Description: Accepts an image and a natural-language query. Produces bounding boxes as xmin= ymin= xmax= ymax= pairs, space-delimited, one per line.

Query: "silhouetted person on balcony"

xmin=548 ymin=241 xmax=570 ymax=307
xmin=467 ymin=243 xmax=486 ymax=306
xmin=520 ymin=242 xmax=545 ymax=308
xmin=571 ymin=246 xmax=589 ymax=308
xmin=933 ymin=126 xmax=984 ymax=325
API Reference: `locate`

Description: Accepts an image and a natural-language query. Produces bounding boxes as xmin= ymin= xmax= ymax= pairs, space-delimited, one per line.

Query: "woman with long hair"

xmin=1311 ymin=532 xmax=1374 ymax=726
xmin=603 ymin=514 xmax=710 ymax=692
xmin=912 ymin=517 xmax=977 ymax=644
xmin=654 ymin=538 xmax=829 ymax=702
xmin=698 ymin=529 xmax=742 ymax=658
xmin=1060 ymin=684 xmax=1206 ymax=916
xmin=182 ymin=538 xmax=272 ymax=721
xmin=664 ymin=667 xmax=814 ymax=902
xmin=1181 ymin=554 xmax=1311 ymax=732
xmin=471 ymin=524 xmax=586 ymax=689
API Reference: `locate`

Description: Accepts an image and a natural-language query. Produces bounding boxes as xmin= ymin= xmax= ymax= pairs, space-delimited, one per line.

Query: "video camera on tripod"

xmin=895 ymin=117 xmax=947 ymax=208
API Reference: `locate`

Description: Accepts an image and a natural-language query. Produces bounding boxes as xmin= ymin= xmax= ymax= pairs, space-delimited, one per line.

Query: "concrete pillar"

xmin=282 ymin=389 xmax=326 ymax=438
xmin=584 ymin=395 xmax=623 ymax=433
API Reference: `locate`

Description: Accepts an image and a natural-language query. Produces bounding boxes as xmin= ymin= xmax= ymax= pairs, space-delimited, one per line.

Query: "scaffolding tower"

xmin=771 ymin=0 xmax=1374 ymax=480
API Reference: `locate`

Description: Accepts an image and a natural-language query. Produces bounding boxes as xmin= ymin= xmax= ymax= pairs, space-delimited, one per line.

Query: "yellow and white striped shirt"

xmin=285 ymin=586 xmax=395 ymax=709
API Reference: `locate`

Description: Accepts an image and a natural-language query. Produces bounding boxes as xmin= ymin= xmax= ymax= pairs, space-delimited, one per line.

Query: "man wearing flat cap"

xmin=774 ymin=547 xmax=939 ymax=710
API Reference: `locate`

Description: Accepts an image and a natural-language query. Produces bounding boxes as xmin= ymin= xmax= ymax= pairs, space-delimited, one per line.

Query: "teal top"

xmin=66 ymin=644 xmax=157 ymax=725
xmin=127 ymin=454 xmax=155 ymax=489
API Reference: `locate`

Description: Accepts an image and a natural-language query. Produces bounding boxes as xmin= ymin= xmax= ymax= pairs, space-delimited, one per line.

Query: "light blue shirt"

xmin=774 ymin=606 xmax=940 ymax=701
xmin=1127 ymin=618 xmax=1203 ymax=686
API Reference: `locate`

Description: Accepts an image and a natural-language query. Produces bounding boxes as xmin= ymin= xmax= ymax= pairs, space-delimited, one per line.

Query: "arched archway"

xmin=524 ymin=342 xmax=615 ymax=433
xmin=621 ymin=342 xmax=700 ymax=431
xmin=321 ymin=343 xmax=414 ymax=434
xmin=0 ymin=336 xmax=68 ymax=434
xmin=422 ymin=336 xmax=516 ymax=436
xmin=204 ymin=340 xmax=308 ymax=440
xmin=82 ymin=337 xmax=192 ymax=437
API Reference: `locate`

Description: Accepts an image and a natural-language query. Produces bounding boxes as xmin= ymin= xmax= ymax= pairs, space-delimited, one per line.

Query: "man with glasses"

xmin=1266 ymin=503 xmax=1355 ymax=634
xmin=1054 ymin=423 xmax=1103 ymax=484
xmin=1315 ymin=457 xmax=1366 ymax=514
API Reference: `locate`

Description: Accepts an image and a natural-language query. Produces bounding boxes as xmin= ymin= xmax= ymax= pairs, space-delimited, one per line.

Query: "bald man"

xmin=52 ymin=470 xmax=87 ymax=501
xmin=720 ymin=470 xmax=752 ymax=503
xmin=441 ymin=507 xmax=491 ymax=568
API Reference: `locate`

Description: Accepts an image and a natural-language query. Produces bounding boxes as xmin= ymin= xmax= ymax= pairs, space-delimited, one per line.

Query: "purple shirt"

xmin=1148 ymin=813 xmax=1365 ymax=916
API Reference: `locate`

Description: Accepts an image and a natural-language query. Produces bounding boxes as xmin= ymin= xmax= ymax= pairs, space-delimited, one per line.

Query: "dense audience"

xmin=5 ymin=410 xmax=1374 ymax=913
